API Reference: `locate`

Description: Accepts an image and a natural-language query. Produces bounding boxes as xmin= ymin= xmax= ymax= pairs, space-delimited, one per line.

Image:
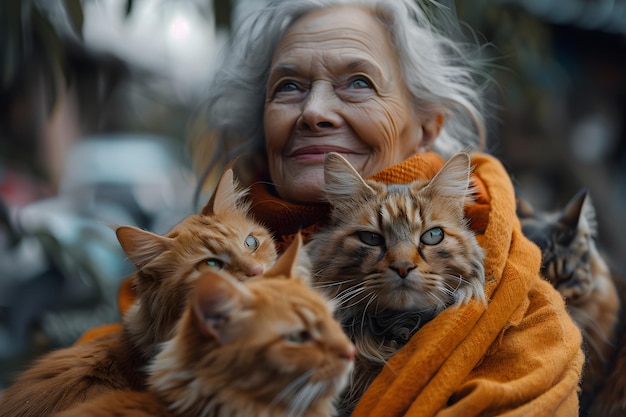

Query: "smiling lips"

xmin=290 ymin=146 xmax=355 ymax=161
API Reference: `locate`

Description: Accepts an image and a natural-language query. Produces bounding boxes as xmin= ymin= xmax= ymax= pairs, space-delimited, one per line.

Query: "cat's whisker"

xmin=337 ymin=286 xmax=367 ymax=302
xmin=287 ymin=381 xmax=325 ymax=417
xmin=313 ymin=277 xmax=359 ymax=289
xmin=430 ymin=287 xmax=452 ymax=309
xmin=441 ymin=273 xmax=483 ymax=305
xmin=443 ymin=273 xmax=470 ymax=290
xmin=289 ymin=393 xmax=319 ymax=417
xmin=362 ymin=294 xmax=378 ymax=317
xmin=432 ymin=278 xmax=455 ymax=297
xmin=268 ymin=369 xmax=313 ymax=413
xmin=450 ymin=274 xmax=465 ymax=292
xmin=335 ymin=287 xmax=368 ymax=310
xmin=335 ymin=282 xmax=366 ymax=299
xmin=372 ymin=296 xmax=385 ymax=316
xmin=345 ymin=372 xmax=375 ymax=408
xmin=359 ymin=294 xmax=379 ymax=336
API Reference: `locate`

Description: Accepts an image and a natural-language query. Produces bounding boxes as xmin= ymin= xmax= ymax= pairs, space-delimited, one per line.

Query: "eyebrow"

xmin=272 ymin=64 xmax=297 ymax=75
xmin=344 ymin=59 xmax=384 ymax=80
xmin=267 ymin=64 xmax=297 ymax=87
xmin=269 ymin=59 xmax=384 ymax=82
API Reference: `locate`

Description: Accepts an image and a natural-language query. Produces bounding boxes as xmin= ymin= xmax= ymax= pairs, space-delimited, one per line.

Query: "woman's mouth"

xmin=290 ymin=146 xmax=354 ymax=161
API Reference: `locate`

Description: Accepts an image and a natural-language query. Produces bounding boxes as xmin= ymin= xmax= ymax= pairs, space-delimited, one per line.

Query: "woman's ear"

xmin=419 ymin=113 xmax=444 ymax=152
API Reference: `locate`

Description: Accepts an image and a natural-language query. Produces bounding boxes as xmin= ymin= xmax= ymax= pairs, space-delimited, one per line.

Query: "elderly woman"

xmin=88 ymin=0 xmax=583 ymax=416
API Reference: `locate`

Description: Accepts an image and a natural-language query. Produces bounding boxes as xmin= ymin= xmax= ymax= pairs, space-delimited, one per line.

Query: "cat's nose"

xmin=340 ymin=344 xmax=356 ymax=361
xmin=390 ymin=261 xmax=416 ymax=278
xmin=246 ymin=264 xmax=265 ymax=277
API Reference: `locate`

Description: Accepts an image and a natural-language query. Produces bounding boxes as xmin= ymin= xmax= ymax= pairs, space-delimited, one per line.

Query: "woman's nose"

xmin=297 ymin=82 xmax=342 ymax=131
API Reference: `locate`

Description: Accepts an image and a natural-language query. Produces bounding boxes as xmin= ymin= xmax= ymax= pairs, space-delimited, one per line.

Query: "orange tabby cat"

xmin=516 ymin=189 xmax=620 ymax=414
xmin=54 ymin=234 xmax=355 ymax=417
xmin=308 ymin=152 xmax=486 ymax=416
xmin=0 ymin=169 xmax=278 ymax=417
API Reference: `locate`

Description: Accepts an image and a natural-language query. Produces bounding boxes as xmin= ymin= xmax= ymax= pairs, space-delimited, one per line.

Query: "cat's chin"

xmin=375 ymin=289 xmax=444 ymax=312
xmin=373 ymin=277 xmax=447 ymax=311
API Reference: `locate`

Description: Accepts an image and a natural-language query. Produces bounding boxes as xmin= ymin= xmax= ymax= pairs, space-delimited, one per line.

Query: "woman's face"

xmin=264 ymin=5 xmax=442 ymax=203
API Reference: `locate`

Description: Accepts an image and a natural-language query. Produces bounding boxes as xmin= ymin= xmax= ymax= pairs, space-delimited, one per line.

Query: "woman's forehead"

xmin=272 ymin=5 xmax=398 ymax=74
xmin=281 ymin=5 xmax=385 ymax=44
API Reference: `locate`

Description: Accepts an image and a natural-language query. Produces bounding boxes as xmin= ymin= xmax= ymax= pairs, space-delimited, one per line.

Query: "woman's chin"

xmin=274 ymin=171 xmax=326 ymax=204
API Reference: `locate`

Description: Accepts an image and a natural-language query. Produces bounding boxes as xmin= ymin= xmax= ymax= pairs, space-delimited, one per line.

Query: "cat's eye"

xmin=556 ymin=230 xmax=576 ymax=246
xmin=244 ymin=235 xmax=259 ymax=251
xmin=197 ymin=258 xmax=224 ymax=272
xmin=421 ymin=227 xmax=444 ymax=245
xmin=357 ymin=231 xmax=384 ymax=246
xmin=285 ymin=330 xmax=312 ymax=344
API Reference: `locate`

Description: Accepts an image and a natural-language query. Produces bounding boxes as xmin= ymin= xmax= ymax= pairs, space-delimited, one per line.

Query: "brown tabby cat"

xmin=54 ymin=234 xmax=355 ymax=417
xmin=0 ymin=169 xmax=278 ymax=417
xmin=307 ymin=152 xmax=486 ymax=416
xmin=516 ymin=189 xmax=620 ymax=413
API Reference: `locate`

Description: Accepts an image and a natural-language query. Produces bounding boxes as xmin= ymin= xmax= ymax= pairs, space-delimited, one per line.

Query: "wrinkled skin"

xmin=264 ymin=5 xmax=443 ymax=203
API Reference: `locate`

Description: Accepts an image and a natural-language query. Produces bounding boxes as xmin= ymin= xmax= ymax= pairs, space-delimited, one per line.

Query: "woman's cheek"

xmin=264 ymin=105 xmax=292 ymax=154
xmin=348 ymin=106 xmax=396 ymax=150
xmin=371 ymin=99 xmax=420 ymax=151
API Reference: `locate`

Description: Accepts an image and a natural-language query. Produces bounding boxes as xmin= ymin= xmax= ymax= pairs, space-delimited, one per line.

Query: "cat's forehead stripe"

xmin=381 ymin=194 xmax=418 ymax=226
xmin=295 ymin=304 xmax=324 ymax=340
xmin=295 ymin=303 xmax=323 ymax=326
xmin=197 ymin=246 xmax=231 ymax=262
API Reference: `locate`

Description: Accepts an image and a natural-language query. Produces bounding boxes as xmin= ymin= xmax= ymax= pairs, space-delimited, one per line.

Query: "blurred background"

xmin=1 ymin=0 xmax=625 ymax=388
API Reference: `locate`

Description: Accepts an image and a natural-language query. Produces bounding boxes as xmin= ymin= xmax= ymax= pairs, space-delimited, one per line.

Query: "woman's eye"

xmin=421 ymin=227 xmax=444 ymax=245
xmin=277 ymin=81 xmax=298 ymax=92
xmin=197 ymin=258 xmax=225 ymax=272
xmin=357 ymin=231 xmax=384 ymax=246
xmin=349 ymin=78 xmax=371 ymax=89
xmin=285 ymin=330 xmax=312 ymax=344
xmin=244 ymin=235 xmax=259 ymax=251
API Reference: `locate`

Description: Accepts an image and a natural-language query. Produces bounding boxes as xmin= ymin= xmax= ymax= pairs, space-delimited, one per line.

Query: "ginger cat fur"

xmin=54 ymin=234 xmax=355 ymax=417
xmin=0 ymin=169 xmax=277 ymax=417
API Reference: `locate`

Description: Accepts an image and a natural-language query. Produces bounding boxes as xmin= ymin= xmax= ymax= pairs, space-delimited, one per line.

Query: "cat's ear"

xmin=191 ymin=271 xmax=250 ymax=345
xmin=561 ymin=188 xmax=597 ymax=235
xmin=264 ymin=233 xmax=311 ymax=282
xmin=201 ymin=168 xmax=250 ymax=216
xmin=115 ymin=225 xmax=173 ymax=269
xmin=580 ymin=191 xmax=598 ymax=236
xmin=424 ymin=152 xmax=472 ymax=201
xmin=323 ymin=152 xmax=376 ymax=202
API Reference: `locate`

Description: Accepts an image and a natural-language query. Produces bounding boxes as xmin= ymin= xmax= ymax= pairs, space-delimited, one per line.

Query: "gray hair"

xmin=190 ymin=0 xmax=490 ymax=198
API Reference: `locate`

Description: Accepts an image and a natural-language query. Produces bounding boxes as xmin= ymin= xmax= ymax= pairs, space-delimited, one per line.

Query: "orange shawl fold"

xmin=79 ymin=152 xmax=583 ymax=416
